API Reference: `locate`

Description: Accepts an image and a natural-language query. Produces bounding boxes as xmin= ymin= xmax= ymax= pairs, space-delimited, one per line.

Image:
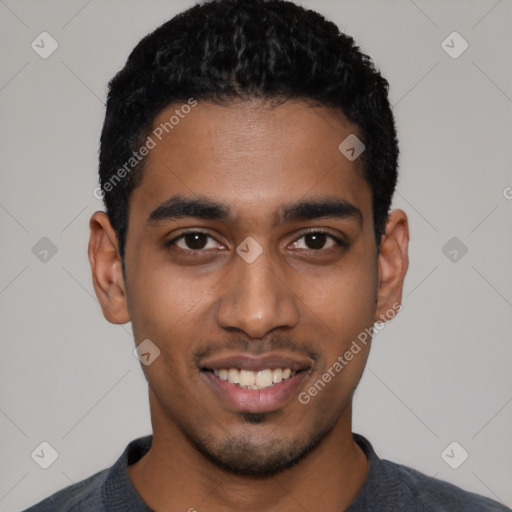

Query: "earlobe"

xmin=375 ymin=209 xmax=409 ymax=323
xmin=88 ymin=211 xmax=131 ymax=324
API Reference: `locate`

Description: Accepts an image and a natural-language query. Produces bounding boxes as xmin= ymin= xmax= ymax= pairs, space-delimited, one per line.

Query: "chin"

xmin=181 ymin=415 xmax=337 ymax=478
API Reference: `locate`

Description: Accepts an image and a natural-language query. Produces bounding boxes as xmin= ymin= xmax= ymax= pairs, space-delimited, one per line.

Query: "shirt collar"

xmin=102 ymin=435 xmax=154 ymax=511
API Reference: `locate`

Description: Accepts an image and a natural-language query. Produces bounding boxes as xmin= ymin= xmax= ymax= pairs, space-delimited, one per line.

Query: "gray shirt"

xmin=23 ymin=434 xmax=510 ymax=511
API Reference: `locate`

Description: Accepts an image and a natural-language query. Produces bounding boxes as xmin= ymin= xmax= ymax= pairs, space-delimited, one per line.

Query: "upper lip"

xmin=199 ymin=353 xmax=313 ymax=373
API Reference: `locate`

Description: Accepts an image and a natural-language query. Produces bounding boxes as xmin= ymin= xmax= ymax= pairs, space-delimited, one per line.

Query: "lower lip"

xmin=202 ymin=370 xmax=308 ymax=414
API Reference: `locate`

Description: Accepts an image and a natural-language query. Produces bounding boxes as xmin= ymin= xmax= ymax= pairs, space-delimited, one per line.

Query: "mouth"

xmin=199 ymin=354 xmax=312 ymax=413
xmin=204 ymin=367 xmax=299 ymax=390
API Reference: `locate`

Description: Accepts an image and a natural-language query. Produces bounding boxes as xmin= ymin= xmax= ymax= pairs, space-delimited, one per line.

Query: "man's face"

xmin=118 ymin=100 xmax=384 ymax=476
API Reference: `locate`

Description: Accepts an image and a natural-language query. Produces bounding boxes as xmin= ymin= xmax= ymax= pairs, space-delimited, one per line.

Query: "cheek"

xmin=295 ymin=246 xmax=377 ymax=405
xmin=303 ymin=353 xmax=369 ymax=417
xmin=127 ymin=267 xmax=210 ymax=391
xmin=298 ymin=251 xmax=378 ymax=339
xmin=126 ymin=255 xmax=213 ymax=344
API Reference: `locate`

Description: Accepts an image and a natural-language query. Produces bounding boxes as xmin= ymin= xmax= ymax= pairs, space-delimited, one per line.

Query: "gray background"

xmin=1 ymin=0 xmax=511 ymax=510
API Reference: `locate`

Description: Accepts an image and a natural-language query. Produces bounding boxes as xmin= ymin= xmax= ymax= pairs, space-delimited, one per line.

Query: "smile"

xmin=209 ymin=368 xmax=297 ymax=390
xmin=199 ymin=352 xmax=313 ymax=412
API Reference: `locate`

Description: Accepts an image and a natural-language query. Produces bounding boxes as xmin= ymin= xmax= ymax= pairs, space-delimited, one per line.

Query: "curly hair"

xmin=99 ymin=0 xmax=399 ymax=263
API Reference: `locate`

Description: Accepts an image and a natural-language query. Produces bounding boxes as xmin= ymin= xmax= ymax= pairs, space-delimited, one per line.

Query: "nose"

xmin=216 ymin=248 xmax=300 ymax=339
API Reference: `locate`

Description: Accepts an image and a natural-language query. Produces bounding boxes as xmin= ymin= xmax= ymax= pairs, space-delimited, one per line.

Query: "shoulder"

xmin=379 ymin=458 xmax=510 ymax=511
xmin=21 ymin=469 xmax=108 ymax=511
xmin=350 ymin=434 xmax=510 ymax=512
xmin=21 ymin=435 xmax=153 ymax=512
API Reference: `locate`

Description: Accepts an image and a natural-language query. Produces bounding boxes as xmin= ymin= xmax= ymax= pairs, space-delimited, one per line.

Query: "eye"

xmin=169 ymin=231 xmax=224 ymax=251
xmin=291 ymin=231 xmax=344 ymax=251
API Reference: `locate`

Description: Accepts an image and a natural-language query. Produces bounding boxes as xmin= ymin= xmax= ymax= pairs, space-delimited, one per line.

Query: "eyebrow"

xmin=147 ymin=196 xmax=230 ymax=225
xmin=146 ymin=195 xmax=363 ymax=226
xmin=281 ymin=198 xmax=363 ymax=224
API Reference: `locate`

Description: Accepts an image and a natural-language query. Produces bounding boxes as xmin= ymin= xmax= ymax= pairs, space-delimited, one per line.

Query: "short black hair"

xmin=99 ymin=0 xmax=399 ymax=265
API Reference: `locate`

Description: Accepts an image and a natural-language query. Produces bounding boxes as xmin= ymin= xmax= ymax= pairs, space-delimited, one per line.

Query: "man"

xmin=24 ymin=0 xmax=510 ymax=510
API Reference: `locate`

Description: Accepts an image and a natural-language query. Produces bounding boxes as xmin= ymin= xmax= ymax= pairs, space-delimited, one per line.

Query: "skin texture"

xmin=88 ymin=100 xmax=409 ymax=511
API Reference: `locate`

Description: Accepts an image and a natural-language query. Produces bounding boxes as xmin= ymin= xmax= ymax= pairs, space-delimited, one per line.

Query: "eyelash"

xmin=165 ymin=230 xmax=347 ymax=254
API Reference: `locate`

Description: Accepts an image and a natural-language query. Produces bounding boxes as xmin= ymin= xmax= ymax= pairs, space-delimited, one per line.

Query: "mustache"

xmin=193 ymin=334 xmax=319 ymax=363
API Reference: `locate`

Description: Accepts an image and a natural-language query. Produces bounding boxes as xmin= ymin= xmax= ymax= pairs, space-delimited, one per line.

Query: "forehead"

xmin=130 ymin=100 xmax=372 ymax=227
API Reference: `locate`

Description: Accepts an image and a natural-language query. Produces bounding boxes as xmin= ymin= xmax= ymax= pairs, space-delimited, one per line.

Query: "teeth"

xmin=255 ymin=369 xmax=273 ymax=387
xmin=228 ymin=368 xmax=240 ymax=384
xmin=212 ymin=368 xmax=297 ymax=389
xmin=272 ymin=368 xmax=283 ymax=383
xmin=239 ymin=369 xmax=255 ymax=386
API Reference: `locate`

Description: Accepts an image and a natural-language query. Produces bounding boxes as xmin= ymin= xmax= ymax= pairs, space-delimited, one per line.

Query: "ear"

xmin=375 ymin=209 xmax=409 ymax=323
xmin=88 ymin=211 xmax=130 ymax=324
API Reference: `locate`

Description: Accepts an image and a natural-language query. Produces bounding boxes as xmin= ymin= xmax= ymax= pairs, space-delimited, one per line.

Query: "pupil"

xmin=186 ymin=233 xmax=208 ymax=250
xmin=306 ymin=233 xmax=326 ymax=250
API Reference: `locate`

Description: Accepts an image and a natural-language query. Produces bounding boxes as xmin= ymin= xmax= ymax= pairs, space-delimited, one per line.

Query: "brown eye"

xmin=292 ymin=232 xmax=340 ymax=251
xmin=182 ymin=233 xmax=209 ymax=250
xmin=169 ymin=231 xmax=224 ymax=252
xmin=304 ymin=233 xmax=328 ymax=250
